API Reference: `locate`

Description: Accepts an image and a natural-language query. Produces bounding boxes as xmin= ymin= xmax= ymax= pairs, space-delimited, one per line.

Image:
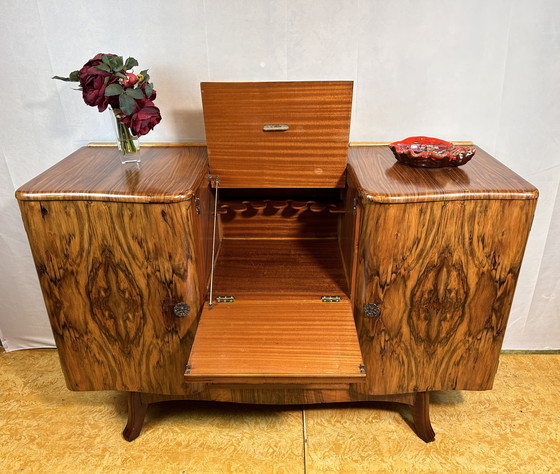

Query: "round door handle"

xmin=364 ymin=303 xmax=381 ymax=318
xmin=173 ymin=302 xmax=190 ymax=318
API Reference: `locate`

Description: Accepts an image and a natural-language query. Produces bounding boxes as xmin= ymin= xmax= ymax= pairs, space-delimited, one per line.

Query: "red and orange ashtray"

xmin=389 ymin=136 xmax=476 ymax=168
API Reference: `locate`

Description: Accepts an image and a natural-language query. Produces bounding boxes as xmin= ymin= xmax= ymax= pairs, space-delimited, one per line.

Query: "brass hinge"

xmin=359 ymin=364 xmax=366 ymax=374
xmin=321 ymin=296 xmax=341 ymax=303
xmin=185 ymin=364 xmax=192 ymax=374
xmin=216 ymin=296 xmax=235 ymax=303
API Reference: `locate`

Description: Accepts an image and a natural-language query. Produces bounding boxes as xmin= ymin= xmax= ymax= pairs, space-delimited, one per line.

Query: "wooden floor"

xmin=1 ymin=349 xmax=559 ymax=473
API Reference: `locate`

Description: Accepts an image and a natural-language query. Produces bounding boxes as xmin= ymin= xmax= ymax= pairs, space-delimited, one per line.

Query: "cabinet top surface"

xmin=348 ymin=146 xmax=538 ymax=203
xmin=15 ymin=146 xmax=208 ymax=203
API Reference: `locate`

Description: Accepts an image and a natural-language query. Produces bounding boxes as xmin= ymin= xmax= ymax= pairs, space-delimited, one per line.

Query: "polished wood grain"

xmin=201 ymin=81 xmax=353 ymax=188
xmin=88 ymin=142 xmax=207 ymax=147
xmin=185 ymin=299 xmax=364 ymax=384
xmin=18 ymin=198 xmax=205 ymax=394
xmin=348 ymin=146 xmax=539 ymax=203
xmin=15 ymin=146 xmax=208 ymax=203
xmin=353 ymin=198 xmax=537 ymax=394
xmin=212 ymin=239 xmax=348 ymax=297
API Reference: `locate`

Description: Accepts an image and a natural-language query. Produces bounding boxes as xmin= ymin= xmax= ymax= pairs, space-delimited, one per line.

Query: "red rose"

xmin=79 ymin=54 xmax=119 ymax=112
xmin=141 ymin=83 xmax=156 ymax=101
xmin=80 ymin=74 xmax=114 ymax=112
xmin=120 ymin=98 xmax=162 ymax=137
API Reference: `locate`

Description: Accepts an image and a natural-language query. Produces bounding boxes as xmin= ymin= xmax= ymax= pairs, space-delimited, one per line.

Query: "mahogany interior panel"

xmin=212 ymin=239 xmax=349 ymax=297
xmin=184 ymin=299 xmax=365 ymax=384
xmin=201 ymin=81 xmax=353 ymax=188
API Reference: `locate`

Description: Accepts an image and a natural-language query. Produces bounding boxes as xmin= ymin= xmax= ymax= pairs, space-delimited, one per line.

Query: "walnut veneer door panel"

xmin=354 ymin=198 xmax=537 ymax=395
xmin=19 ymin=199 xmax=205 ymax=394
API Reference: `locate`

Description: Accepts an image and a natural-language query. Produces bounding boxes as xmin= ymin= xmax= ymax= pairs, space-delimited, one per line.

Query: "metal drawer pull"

xmin=263 ymin=124 xmax=289 ymax=132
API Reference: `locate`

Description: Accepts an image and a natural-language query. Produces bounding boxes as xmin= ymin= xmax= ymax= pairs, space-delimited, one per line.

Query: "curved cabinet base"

xmin=121 ymin=390 xmax=435 ymax=443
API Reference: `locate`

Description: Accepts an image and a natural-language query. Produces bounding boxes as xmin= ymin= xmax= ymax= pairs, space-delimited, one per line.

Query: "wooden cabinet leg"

xmin=411 ymin=391 xmax=436 ymax=443
xmin=122 ymin=392 xmax=149 ymax=442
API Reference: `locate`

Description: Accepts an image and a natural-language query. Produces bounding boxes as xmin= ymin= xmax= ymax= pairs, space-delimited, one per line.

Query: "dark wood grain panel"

xmin=18 ymin=198 xmax=206 ymax=394
xmin=201 ymin=81 xmax=353 ymax=188
xmin=348 ymin=146 xmax=538 ymax=203
xmin=15 ymin=146 xmax=208 ymax=203
xmin=353 ymin=198 xmax=537 ymax=395
xmin=185 ymin=299 xmax=364 ymax=384
xmin=213 ymin=239 xmax=348 ymax=297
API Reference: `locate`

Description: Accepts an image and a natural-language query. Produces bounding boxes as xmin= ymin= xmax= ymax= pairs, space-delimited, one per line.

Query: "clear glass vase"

xmin=111 ymin=109 xmax=141 ymax=164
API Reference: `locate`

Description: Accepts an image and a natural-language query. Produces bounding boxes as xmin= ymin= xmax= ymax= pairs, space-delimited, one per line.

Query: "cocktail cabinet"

xmin=16 ymin=81 xmax=538 ymax=442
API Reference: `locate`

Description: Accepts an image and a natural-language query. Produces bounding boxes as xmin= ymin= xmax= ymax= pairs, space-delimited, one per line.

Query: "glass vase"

xmin=111 ymin=109 xmax=141 ymax=164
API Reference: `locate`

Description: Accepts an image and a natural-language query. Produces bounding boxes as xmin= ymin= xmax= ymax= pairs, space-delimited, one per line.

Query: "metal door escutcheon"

xmin=364 ymin=303 xmax=381 ymax=318
xmin=173 ymin=302 xmax=190 ymax=318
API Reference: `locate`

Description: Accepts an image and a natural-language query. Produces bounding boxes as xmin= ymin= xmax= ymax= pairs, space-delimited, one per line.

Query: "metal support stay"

xmin=208 ymin=175 xmax=220 ymax=310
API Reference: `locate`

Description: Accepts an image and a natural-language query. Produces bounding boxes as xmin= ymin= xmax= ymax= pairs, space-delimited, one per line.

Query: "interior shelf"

xmin=212 ymin=238 xmax=349 ymax=297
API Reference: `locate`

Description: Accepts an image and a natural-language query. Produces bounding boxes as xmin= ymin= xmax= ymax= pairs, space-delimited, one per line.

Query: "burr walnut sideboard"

xmin=16 ymin=82 xmax=538 ymax=443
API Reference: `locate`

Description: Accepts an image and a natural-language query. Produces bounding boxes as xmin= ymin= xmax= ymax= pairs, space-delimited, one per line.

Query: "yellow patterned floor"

xmin=0 ymin=349 xmax=559 ymax=473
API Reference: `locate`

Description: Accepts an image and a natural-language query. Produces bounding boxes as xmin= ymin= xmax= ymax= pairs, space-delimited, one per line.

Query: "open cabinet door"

xmin=184 ymin=298 xmax=365 ymax=384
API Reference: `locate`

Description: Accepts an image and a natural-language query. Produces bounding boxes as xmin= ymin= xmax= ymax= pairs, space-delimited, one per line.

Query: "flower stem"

xmin=113 ymin=111 xmax=138 ymax=155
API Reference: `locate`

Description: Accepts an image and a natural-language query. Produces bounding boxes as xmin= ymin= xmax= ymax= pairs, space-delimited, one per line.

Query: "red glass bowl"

xmin=389 ymin=136 xmax=476 ymax=168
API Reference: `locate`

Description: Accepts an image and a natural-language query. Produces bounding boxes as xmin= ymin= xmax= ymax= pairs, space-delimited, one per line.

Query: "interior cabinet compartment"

xmin=184 ymin=187 xmax=365 ymax=384
xmin=212 ymin=239 xmax=347 ymax=297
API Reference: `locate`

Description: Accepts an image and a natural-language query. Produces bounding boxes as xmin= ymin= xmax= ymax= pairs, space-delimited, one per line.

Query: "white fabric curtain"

xmin=0 ymin=0 xmax=558 ymax=350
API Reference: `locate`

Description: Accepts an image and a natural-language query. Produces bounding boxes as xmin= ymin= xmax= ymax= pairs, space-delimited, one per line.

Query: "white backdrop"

xmin=0 ymin=0 xmax=558 ymax=350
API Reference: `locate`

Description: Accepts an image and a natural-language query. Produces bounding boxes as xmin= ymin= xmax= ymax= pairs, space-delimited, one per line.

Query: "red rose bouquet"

xmin=54 ymin=54 xmax=161 ymax=155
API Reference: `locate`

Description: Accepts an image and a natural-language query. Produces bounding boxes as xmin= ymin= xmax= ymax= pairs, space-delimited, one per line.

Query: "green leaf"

xmin=94 ymin=63 xmax=111 ymax=72
xmin=126 ymin=88 xmax=144 ymax=99
xmin=52 ymin=75 xmax=77 ymax=82
xmin=69 ymin=70 xmax=80 ymax=81
xmin=110 ymin=55 xmax=124 ymax=71
xmin=105 ymin=84 xmax=124 ymax=96
xmin=144 ymin=83 xmax=153 ymax=97
xmin=114 ymin=72 xmax=126 ymax=79
xmin=124 ymin=57 xmax=138 ymax=70
xmin=139 ymin=69 xmax=150 ymax=82
xmin=101 ymin=54 xmax=111 ymax=65
xmin=119 ymin=93 xmax=136 ymax=115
